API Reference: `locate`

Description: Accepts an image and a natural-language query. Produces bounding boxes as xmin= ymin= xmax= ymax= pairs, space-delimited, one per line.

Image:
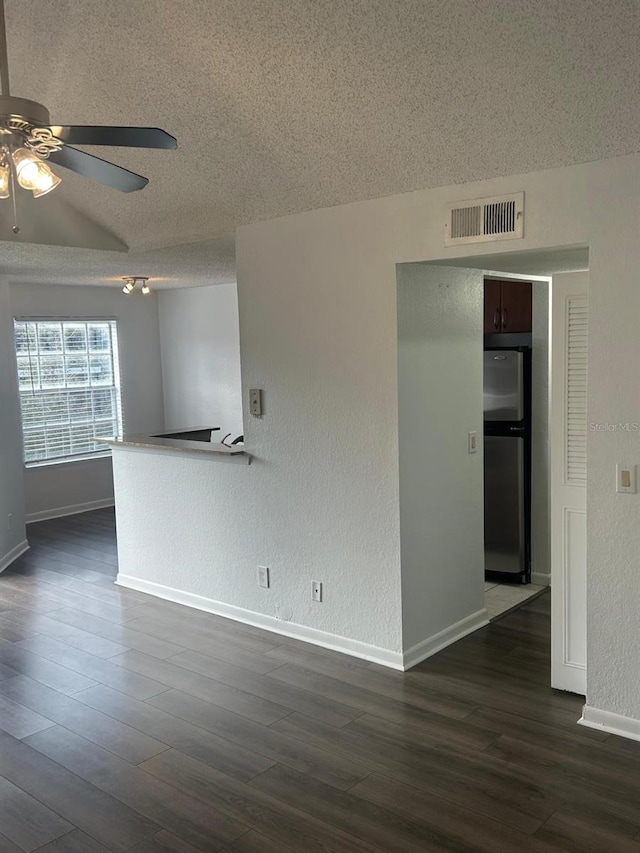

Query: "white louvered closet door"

xmin=551 ymin=272 xmax=588 ymax=694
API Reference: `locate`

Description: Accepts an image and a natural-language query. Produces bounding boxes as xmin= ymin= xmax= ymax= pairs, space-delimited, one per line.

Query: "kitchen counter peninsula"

xmin=105 ymin=422 xmax=257 ymax=634
xmin=101 ymin=426 xmax=250 ymax=464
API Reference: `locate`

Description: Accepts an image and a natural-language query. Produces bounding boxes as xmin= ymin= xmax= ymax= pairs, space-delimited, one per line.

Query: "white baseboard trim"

xmin=578 ymin=705 xmax=640 ymax=743
xmin=402 ymin=608 xmax=490 ymax=670
xmin=116 ymin=574 xmax=406 ymax=670
xmin=531 ymin=572 xmax=551 ymax=587
xmin=26 ymin=499 xmax=115 ymax=524
xmin=0 ymin=540 xmax=29 ymax=574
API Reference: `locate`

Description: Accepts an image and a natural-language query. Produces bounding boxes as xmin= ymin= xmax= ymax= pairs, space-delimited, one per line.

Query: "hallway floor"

xmin=0 ymin=510 xmax=636 ymax=852
xmin=484 ymin=581 xmax=548 ymax=620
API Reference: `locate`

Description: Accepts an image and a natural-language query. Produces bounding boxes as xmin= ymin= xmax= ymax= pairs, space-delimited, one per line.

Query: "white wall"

xmin=9 ymin=283 xmax=165 ymax=520
xmin=236 ymin=152 xmax=640 ymax=690
xmin=117 ymin=204 xmax=405 ymax=658
xmin=0 ymin=278 xmax=27 ymax=569
xmin=586 ymin=171 xmax=640 ymax=722
xmin=531 ymin=281 xmax=550 ymax=584
xmin=115 ymin=153 xmax=640 ymax=694
xmin=158 ymin=284 xmax=243 ymax=437
xmin=396 ymin=264 xmax=486 ymax=652
xmin=22 ymin=458 xmax=116 ymax=522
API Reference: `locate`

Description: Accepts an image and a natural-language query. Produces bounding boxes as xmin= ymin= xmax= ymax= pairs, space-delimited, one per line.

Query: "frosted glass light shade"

xmin=31 ymin=165 xmax=61 ymax=197
xmin=13 ymin=148 xmax=41 ymax=189
xmin=12 ymin=148 xmax=61 ymax=197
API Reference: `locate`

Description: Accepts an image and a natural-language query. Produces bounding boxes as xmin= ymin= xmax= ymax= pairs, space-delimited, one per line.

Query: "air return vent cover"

xmin=444 ymin=192 xmax=524 ymax=246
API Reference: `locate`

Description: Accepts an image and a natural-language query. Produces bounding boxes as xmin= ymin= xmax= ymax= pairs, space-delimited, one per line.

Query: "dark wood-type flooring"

xmin=0 ymin=509 xmax=637 ymax=852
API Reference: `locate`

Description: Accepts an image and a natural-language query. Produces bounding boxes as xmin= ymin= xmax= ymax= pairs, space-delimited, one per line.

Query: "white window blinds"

xmin=14 ymin=319 xmax=123 ymax=465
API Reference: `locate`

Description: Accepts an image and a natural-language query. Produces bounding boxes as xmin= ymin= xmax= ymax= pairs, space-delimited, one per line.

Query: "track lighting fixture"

xmin=122 ymin=276 xmax=151 ymax=295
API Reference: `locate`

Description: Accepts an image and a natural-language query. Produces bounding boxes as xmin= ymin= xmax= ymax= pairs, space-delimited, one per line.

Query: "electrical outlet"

xmin=257 ymin=565 xmax=270 ymax=588
xmin=311 ymin=580 xmax=322 ymax=602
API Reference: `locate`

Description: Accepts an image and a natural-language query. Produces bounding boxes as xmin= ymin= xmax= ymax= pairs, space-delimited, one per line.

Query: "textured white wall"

xmin=9 ymin=283 xmax=165 ymax=519
xmin=532 ymin=281 xmax=551 ymax=582
xmin=586 ymin=173 xmax=640 ymax=720
xmin=22 ymin=459 xmax=115 ymax=521
xmin=158 ymin=284 xmax=243 ymax=437
xmin=239 ymin=153 xmax=640 ymax=686
xmin=397 ymin=264 xmax=485 ymax=650
xmin=0 ymin=278 xmax=27 ymax=566
xmin=114 ymin=153 xmax=640 ymax=688
xmin=117 ymin=200 xmax=406 ymax=655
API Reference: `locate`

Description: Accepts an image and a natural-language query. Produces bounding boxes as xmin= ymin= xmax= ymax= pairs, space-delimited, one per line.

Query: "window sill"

xmin=25 ymin=451 xmax=113 ymax=470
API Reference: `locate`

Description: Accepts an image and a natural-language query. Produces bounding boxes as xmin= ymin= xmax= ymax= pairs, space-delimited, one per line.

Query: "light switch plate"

xmin=249 ymin=389 xmax=263 ymax=416
xmin=468 ymin=431 xmax=478 ymax=454
xmin=616 ymin=463 xmax=636 ymax=494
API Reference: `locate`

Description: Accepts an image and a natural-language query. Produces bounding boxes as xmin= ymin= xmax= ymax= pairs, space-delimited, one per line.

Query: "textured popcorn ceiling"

xmin=1 ymin=0 xmax=639 ymax=287
xmin=2 ymin=237 xmax=236 ymax=289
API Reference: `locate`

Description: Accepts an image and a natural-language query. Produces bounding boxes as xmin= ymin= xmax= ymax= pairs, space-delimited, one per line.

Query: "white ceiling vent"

xmin=444 ymin=192 xmax=524 ymax=246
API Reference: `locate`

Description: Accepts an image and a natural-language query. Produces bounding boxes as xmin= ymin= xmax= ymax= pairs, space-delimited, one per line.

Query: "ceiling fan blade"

xmin=47 ymin=145 xmax=149 ymax=192
xmin=50 ymin=125 xmax=177 ymax=149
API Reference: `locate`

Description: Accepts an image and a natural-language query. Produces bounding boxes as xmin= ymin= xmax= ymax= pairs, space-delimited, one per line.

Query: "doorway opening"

xmin=396 ymin=245 xmax=588 ymax=694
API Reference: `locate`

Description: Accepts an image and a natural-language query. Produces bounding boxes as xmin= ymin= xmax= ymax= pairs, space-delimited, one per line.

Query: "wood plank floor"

xmin=0 ymin=510 xmax=638 ymax=852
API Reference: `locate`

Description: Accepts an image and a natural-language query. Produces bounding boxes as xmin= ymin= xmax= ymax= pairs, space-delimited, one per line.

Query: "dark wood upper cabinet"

xmin=484 ymin=279 xmax=502 ymax=333
xmin=484 ymin=279 xmax=532 ymax=334
xmin=501 ymin=280 xmax=532 ymax=332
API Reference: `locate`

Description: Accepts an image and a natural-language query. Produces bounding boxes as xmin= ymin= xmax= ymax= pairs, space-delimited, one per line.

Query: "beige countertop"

xmin=100 ymin=429 xmax=250 ymax=464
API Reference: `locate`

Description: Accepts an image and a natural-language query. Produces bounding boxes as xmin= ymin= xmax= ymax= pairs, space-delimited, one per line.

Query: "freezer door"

xmin=484 ymin=435 xmax=525 ymax=574
xmin=483 ymin=350 xmax=524 ymax=421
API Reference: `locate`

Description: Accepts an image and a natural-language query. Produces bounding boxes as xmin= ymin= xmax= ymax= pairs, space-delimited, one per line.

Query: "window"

xmin=14 ymin=319 xmax=123 ymax=465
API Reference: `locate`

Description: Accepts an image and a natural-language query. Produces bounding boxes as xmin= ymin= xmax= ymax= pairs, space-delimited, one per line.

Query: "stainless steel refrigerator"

xmin=483 ymin=348 xmax=531 ymax=582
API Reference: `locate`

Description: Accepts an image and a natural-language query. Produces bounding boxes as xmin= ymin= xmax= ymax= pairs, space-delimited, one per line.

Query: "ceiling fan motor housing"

xmin=0 ymin=96 xmax=51 ymax=130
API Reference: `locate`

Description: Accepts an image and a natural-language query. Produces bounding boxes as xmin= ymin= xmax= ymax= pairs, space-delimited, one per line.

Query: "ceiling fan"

xmin=0 ymin=0 xmax=176 ymax=222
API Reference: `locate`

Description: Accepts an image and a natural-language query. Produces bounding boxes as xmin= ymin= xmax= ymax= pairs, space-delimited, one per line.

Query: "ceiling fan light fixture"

xmin=0 ymin=0 xmax=177 ymax=237
xmin=12 ymin=147 xmax=41 ymax=189
xmin=12 ymin=147 xmax=61 ymax=196
xmin=31 ymin=162 xmax=61 ymax=197
xmin=0 ymin=158 xmax=9 ymax=199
